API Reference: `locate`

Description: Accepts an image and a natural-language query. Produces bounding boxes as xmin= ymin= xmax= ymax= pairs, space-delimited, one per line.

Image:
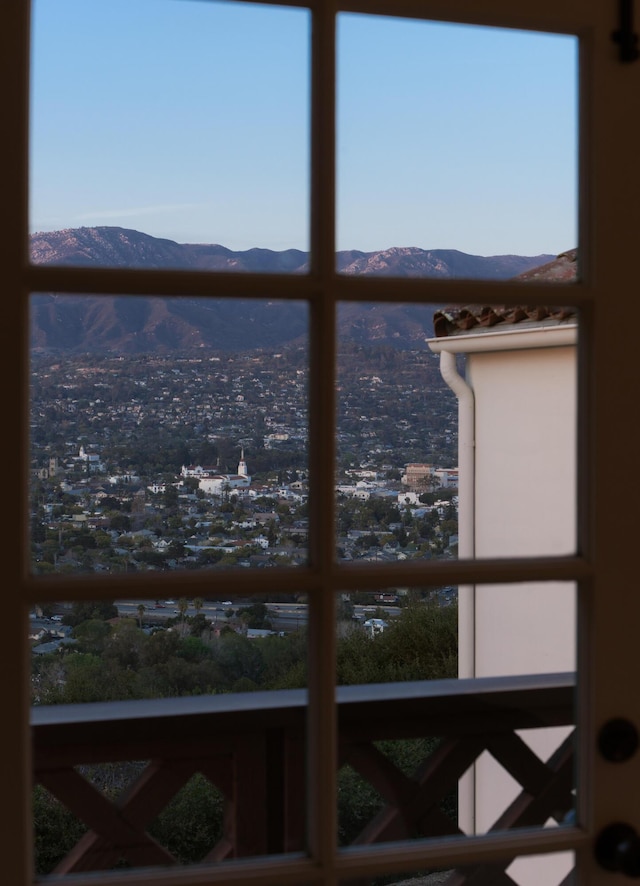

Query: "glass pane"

xmin=336 ymin=582 xmax=575 ymax=846
xmin=337 ymin=17 xmax=577 ymax=276
xmin=30 ymin=295 xmax=309 ymax=575
xmin=472 ymin=581 xmax=576 ymax=677
xmin=335 ymin=304 xmax=457 ymax=561
xmin=30 ymin=0 xmax=310 ymax=263
xmin=31 ymin=591 xmax=309 ymax=872
xmin=336 ymin=587 xmax=458 ymax=686
xmin=432 ymin=303 xmax=579 ymax=559
xmin=336 ymin=300 xmax=578 ymax=560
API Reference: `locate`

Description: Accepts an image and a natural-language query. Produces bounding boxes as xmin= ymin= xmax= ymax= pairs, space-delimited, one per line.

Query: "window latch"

xmin=612 ymin=0 xmax=639 ymax=62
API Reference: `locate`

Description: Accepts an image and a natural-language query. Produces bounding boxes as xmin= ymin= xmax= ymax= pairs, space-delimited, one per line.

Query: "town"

xmin=30 ymin=345 xmax=459 ymax=582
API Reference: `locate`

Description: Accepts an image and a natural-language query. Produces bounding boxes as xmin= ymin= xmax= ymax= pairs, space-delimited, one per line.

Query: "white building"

xmin=198 ymin=450 xmax=251 ymax=496
xmin=428 ymin=295 xmax=577 ymax=886
xmin=433 ymin=467 xmax=459 ymax=488
xmin=363 ymin=618 xmax=388 ymax=636
xmin=397 ymin=491 xmax=421 ymax=506
xmin=75 ymin=445 xmax=104 ymax=472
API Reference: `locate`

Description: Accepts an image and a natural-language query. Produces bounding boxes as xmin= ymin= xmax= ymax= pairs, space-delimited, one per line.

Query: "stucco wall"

xmin=465 ymin=344 xmax=576 ymax=883
xmin=471 ymin=345 xmax=577 ymax=677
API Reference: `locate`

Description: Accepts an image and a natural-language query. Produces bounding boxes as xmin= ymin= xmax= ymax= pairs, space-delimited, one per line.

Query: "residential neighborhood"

xmin=30 ymin=347 xmax=459 ymax=578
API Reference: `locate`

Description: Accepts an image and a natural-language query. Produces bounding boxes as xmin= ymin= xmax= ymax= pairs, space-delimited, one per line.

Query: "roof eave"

xmin=426 ymin=321 xmax=578 ymax=354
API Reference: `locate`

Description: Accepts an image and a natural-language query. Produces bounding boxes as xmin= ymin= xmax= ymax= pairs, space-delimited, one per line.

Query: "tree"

xmin=147 ymin=774 xmax=223 ymax=864
xmin=162 ymin=484 xmax=179 ymax=512
xmin=101 ymin=620 xmax=146 ymax=672
xmin=137 ymin=603 xmax=145 ymax=629
xmin=72 ymin=619 xmax=111 ymax=656
xmin=177 ymin=597 xmax=189 ymax=630
xmin=146 ymin=625 xmax=179 ymax=657
xmin=336 ymin=600 xmax=457 ymax=686
xmin=337 ymin=597 xmax=355 ymax=623
xmin=33 ymin=785 xmax=86 ymax=874
xmin=266 ymin=519 xmax=278 ymax=546
xmin=109 ymin=513 xmax=131 ymax=532
xmin=188 ymin=613 xmax=209 ymax=637
xmin=66 ymin=600 xmax=118 ymax=627
xmin=237 ymin=602 xmax=272 ymax=630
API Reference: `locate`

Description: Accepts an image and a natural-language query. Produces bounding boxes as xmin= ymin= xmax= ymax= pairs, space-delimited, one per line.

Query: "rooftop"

xmin=432 ymin=249 xmax=578 ymax=339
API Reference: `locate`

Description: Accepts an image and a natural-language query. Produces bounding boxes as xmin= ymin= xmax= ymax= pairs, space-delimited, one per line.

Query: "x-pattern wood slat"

xmin=38 ymin=764 xmax=178 ymax=872
xmin=484 ymin=730 xmax=572 ymax=820
xmin=442 ymin=732 xmax=575 ymax=886
xmin=38 ymin=750 xmax=256 ymax=872
xmin=485 ymin=731 xmax=575 ymax=833
xmin=32 ymin=676 xmax=576 ymax=877
xmin=340 ymin=729 xmax=575 ymax=886
xmin=342 ymin=736 xmax=485 ymax=845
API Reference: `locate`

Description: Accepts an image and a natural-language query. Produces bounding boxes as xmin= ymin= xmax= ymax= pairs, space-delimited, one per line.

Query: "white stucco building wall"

xmin=429 ymin=321 xmax=577 ymax=885
xmin=472 ymin=344 xmax=576 ymax=676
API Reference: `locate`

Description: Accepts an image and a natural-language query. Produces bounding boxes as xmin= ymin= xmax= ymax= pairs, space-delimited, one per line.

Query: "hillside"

xmin=29 ymin=226 xmax=559 ymax=354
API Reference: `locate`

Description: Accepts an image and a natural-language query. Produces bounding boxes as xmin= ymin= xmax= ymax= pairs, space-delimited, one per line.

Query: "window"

xmin=5 ymin=1 xmax=640 ymax=884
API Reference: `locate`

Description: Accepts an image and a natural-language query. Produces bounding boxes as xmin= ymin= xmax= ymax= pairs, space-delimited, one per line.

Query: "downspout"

xmin=439 ymin=350 xmax=475 ymax=670
xmin=438 ymin=350 xmax=476 ymax=834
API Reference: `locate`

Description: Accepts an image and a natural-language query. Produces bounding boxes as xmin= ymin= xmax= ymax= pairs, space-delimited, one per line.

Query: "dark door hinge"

xmin=612 ymin=0 xmax=640 ymax=62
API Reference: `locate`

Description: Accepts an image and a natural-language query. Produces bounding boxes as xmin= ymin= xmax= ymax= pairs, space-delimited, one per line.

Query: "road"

xmin=115 ymin=599 xmax=401 ymax=630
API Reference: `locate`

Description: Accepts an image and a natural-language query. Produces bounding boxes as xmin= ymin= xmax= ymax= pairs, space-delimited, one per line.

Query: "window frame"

xmin=5 ymin=0 xmax=640 ymax=884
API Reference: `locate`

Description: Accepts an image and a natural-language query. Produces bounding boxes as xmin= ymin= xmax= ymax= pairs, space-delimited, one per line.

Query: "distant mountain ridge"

xmin=29 ymin=226 xmax=558 ymax=354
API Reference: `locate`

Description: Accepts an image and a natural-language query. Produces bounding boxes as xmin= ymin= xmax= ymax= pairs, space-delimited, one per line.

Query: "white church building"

xmin=182 ymin=450 xmax=251 ymax=496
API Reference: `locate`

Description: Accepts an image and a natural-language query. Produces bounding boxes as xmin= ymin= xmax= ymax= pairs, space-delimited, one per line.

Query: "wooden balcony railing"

xmin=31 ymin=672 xmax=575 ymax=884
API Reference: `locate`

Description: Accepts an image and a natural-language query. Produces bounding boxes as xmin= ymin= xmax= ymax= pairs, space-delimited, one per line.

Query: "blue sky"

xmin=30 ymin=0 xmax=578 ymax=257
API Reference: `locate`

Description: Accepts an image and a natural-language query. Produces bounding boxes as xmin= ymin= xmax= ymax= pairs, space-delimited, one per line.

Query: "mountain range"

xmin=30 ymin=226 xmax=561 ymax=354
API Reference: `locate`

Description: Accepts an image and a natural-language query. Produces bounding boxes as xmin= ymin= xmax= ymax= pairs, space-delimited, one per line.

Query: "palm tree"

xmin=193 ymin=597 xmax=204 ymax=617
xmin=137 ymin=603 xmax=145 ymax=629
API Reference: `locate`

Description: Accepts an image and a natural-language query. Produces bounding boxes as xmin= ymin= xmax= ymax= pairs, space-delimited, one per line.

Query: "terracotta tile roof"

xmin=432 ymin=249 xmax=578 ymax=338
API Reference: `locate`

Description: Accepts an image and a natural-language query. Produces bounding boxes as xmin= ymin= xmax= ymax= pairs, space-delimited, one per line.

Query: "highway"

xmin=115 ymin=599 xmax=401 ymax=630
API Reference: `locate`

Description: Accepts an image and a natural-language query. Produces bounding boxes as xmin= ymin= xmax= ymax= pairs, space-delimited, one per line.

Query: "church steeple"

xmin=237 ymin=448 xmax=248 ymax=477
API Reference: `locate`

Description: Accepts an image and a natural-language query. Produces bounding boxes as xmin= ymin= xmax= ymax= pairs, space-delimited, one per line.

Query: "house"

xmin=398 ymin=490 xmax=421 ymax=506
xmin=363 ymin=617 xmax=389 ymax=636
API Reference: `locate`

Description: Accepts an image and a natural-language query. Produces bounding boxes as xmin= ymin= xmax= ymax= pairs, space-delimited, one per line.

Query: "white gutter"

xmin=431 ymin=347 xmax=477 ymax=835
xmin=427 ymin=322 xmax=577 ymax=355
xmin=437 ymin=351 xmax=475 ymax=681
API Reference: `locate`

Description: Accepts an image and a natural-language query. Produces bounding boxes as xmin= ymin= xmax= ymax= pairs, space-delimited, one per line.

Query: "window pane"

xmin=336 ymin=582 xmax=575 ymax=846
xmin=31 ymin=592 xmax=309 ymax=872
xmin=336 ymin=299 xmax=578 ymax=561
xmin=337 ymin=17 xmax=577 ymax=276
xmin=336 ymin=303 xmax=457 ymax=562
xmin=30 ymin=0 xmax=310 ymax=263
xmin=30 ymin=295 xmax=309 ymax=575
xmin=429 ymin=303 xmax=579 ymax=559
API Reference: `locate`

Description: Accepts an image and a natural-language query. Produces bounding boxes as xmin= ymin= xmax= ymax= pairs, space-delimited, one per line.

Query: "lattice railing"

xmin=31 ymin=673 xmax=575 ymax=882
